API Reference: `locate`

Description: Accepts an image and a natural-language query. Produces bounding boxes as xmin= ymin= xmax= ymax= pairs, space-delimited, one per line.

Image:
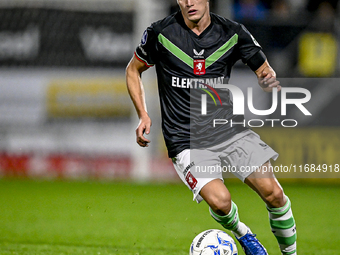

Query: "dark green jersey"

xmin=135 ymin=11 xmax=263 ymax=158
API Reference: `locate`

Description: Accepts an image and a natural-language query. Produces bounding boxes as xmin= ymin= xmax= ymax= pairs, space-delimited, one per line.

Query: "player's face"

xmin=177 ymin=0 xmax=210 ymax=25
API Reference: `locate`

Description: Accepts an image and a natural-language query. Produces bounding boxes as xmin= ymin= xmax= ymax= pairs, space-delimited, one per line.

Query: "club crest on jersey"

xmin=193 ymin=49 xmax=205 ymax=75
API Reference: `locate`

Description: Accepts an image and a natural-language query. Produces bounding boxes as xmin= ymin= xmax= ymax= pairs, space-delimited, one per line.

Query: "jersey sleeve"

xmin=236 ymin=24 xmax=263 ymax=66
xmin=134 ymin=25 xmax=158 ymax=67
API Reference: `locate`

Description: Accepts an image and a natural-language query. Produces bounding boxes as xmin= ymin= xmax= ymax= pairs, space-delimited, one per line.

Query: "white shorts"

xmin=172 ymin=130 xmax=278 ymax=203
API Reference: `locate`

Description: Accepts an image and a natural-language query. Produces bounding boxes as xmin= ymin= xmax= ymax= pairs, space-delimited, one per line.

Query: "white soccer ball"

xmin=189 ymin=229 xmax=238 ymax=255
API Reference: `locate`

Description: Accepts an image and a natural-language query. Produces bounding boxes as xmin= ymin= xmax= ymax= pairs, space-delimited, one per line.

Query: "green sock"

xmin=267 ymin=196 xmax=297 ymax=255
xmin=209 ymin=201 xmax=248 ymax=237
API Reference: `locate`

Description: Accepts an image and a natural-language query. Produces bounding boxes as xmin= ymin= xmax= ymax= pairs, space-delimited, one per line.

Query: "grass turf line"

xmin=0 ymin=179 xmax=339 ymax=254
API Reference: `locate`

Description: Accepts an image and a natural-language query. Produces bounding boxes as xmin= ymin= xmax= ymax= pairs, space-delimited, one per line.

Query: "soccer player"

xmin=126 ymin=0 xmax=297 ymax=254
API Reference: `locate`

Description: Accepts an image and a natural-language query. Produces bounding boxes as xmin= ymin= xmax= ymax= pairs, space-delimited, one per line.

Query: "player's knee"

xmin=208 ymin=193 xmax=232 ymax=216
xmin=263 ymin=186 xmax=285 ymax=208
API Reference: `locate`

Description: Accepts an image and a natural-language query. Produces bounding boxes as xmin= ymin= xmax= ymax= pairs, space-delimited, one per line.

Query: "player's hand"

xmin=256 ymin=63 xmax=281 ymax=93
xmin=258 ymin=70 xmax=281 ymax=92
xmin=136 ymin=115 xmax=152 ymax=147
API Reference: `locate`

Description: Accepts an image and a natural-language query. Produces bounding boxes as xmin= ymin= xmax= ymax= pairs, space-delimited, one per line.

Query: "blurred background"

xmin=0 ymin=0 xmax=339 ymax=182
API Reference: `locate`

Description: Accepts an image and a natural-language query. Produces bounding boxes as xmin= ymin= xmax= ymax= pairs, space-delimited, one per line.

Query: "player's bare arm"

xmin=255 ymin=60 xmax=281 ymax=93
xmin=126 ymin=55 xmax=151 ymax=147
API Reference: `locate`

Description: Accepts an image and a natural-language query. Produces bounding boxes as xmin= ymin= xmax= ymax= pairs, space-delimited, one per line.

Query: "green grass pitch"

xmin=0 ymin=179 xmax=339 ymax=255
